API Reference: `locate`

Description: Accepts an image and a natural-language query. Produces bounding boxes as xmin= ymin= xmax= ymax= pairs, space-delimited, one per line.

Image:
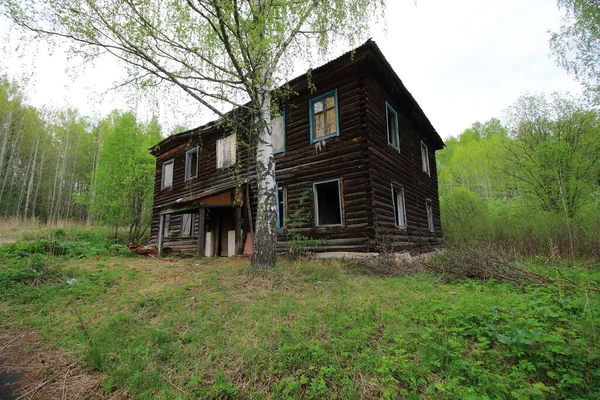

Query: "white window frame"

xmin=216 ymin=133 xmax=236 ymax=169
xmin=272 ymin=112 xmax=286 ymax=154
xmin=421 ymin=141 xmax=430 ymax=176
xmin=313 ymin=178 xmax=344 ymax=227
xmin=181 ymin=213 xmax=195 ymax=237
xmin=185 ymin=146 xmax=199 ymax=181
xmin=161 ymin=159 xmax=174 ymax=190
xmin=391 ymin=183 xmax=407 ymax=229
xmin=386 ymin=102 xmax=400 ymax=151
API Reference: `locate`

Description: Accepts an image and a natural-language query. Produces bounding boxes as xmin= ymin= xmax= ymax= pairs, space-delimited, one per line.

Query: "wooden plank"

xmin=235 ymin=206 xmax=242 ymax=255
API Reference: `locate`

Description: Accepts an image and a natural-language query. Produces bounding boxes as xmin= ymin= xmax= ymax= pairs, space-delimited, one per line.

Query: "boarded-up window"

xmin=426 ymin=200 xmax=434 ymax=232
xmin=185 ymin=147 xmax=198 ymax=181
xmin=276 ymin=186 xmax=286 ymax=228
xmin=216 ymin=133 xmax=236 ymax=168
xmin=310 ymin=91 xmax=338 ymax=142
xmin=386 ymin=102 xmax=399 ymax=150
xmin=392 ymin=184 xmax=407 ymax=229
xmin=421 ymin=141 xmax=430 ymax=176
xmin=181 ymin=213 xmax=195 ymax=237
xmin=271 ymin=114 xmax=285 ymax=154
xmin=314 ymin=179 xmax=342 ymax=226
xmin=162 ymin=159 xmax=174 ymax=189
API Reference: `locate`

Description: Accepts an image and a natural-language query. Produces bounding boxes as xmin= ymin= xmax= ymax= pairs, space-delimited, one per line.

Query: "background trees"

xmin=438 ymin=93 xmax=600 ymax=258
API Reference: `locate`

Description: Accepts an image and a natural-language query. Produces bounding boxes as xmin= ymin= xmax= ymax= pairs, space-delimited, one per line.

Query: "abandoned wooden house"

xmin=149 ymin=40 xmax=444 ymax=257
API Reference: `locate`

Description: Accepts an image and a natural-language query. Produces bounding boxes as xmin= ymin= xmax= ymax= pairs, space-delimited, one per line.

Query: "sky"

xmin=0 ymin=0 xmax=582 ymax=139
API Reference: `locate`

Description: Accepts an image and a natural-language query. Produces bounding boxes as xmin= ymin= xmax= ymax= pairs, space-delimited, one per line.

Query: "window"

xmin=185 ymin=146 xmax=199 ymax=181
xmin=421 ymin=141 xmax=430 ymax=176
xmin=314 ymin=179 xmax=343 ymax=226
xmin=271 ymin=113 xmax=286 ymax=154
xmin=181 ymin=213 xmax=195 ymax=237
xmin=426 ymin=199 xmax=435 ymax=232
xmin=386 ymin=102 xmax=399 ymax=150
xmin=163 ymin=214 xmax=171 ymax=238
xmin=276 ymin=186 xmax=286 ymax=228
xmin=392 ymin=184 xmax=407 ymax=229
xmin=216 ymin=133 xmax=236 ymax=168
xmin=162 ymin=159 xmax=174 ymax=190
xmin=310 ymin=90 xmax=339 ymax=143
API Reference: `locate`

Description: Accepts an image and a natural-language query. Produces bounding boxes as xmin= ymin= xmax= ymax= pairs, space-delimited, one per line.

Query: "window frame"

xmin=272 ymin=111 xmax=286 ymax=155
xmin=426 ymin=199 xmax=435 ymax=233
xmin=309 ymin=89 xmax=340 ymax=144
xmin=216 ymin=133 xmax=236 ymax=169
xmin=185 ymin=146 xmax=199 ymax=182
xmin=421 ymin=141 xmax=430 ymax=176
xmin=386 ymin=101 xmax=400 ymax=151
xmin=391 ymin=183 xmax=407 ymax=230
xmin=161 ymin=159 xmax=174 ymax=190
xmin=180 ymin=213 xmax=196 ymax=238
xmin=275 ymin=185 xmax=286 ymax=229
xmin=313 ymin=178 xmax=344 ymax=227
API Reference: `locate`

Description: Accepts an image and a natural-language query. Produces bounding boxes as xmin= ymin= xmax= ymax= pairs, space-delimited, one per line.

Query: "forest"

xmin=0 ymin=76 xmax=163 ymax=242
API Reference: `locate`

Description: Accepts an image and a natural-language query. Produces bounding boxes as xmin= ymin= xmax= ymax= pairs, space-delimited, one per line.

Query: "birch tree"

xmin=2 ymin=0 xmax=385 ymax=268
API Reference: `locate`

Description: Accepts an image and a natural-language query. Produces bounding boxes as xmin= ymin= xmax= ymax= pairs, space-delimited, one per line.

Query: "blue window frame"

xmin=309 ymin=90 xmax=339 ymax=143
xmin=275 ymin=185 xmax=286 ymax=229
xmin=185 ymin=146 xmax=198 ymax=181
xmin=272 ymin=111 xmax=286 ymax=155
xmin=313 ymin=178 xmax=343 ymax=227
xmin=386 ymin=101 xmax=400 ymax=150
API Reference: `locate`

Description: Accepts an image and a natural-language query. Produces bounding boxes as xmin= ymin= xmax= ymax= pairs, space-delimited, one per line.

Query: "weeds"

xmin=1 ymin=231 xmax=599 ymax=399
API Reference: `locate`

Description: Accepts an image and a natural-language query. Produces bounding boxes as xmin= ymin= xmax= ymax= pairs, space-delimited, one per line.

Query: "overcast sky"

xmin=0 ymin=0 xmax=582 ymax=139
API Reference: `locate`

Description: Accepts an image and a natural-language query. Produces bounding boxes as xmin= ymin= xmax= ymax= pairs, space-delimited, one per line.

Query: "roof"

xmin=150 ymin=40 xmax=444 ymax=155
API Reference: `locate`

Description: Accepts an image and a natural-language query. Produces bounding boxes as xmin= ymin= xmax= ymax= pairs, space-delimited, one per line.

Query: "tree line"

xmin=438 ymin=93 xmax=599 ymax=258
xmin=0 ymin=76 xmax=161 ymax=242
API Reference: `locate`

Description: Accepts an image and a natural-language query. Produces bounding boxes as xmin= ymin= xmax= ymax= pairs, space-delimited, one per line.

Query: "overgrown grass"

xmin=1 ymin=235 xmax=599 ymax=399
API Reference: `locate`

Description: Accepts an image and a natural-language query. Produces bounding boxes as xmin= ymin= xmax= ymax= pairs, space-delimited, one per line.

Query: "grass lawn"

xmin=1 ymin=230 xmax=599 ymax=399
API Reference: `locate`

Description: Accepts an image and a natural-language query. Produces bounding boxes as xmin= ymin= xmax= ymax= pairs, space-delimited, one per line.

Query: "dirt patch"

xmin=0 ymin=330 xmax=126 ymax=399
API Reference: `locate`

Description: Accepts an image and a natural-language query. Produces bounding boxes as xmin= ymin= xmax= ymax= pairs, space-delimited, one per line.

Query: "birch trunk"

xmin=251 ymin=85 xmax=277 ymax=268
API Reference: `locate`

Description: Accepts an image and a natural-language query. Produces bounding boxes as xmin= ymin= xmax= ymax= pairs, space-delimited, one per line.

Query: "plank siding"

xmin=148 ymin=41 xmax=443 ymax=256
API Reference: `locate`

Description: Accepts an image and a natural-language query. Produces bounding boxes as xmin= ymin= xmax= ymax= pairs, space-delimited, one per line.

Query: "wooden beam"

xmin=196 ymin=208 xmax=206 ymax=258
xmin=235 ymin=206 xmax=242 ymax=255
xmin=157 ymin=214 xmax=165 ymax=257
xmin=245 ymin=184 xmax=254 ymax=235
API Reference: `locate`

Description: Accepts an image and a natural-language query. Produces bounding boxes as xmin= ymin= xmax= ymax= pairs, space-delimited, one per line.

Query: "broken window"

xmin=276 ymin=186 xmax=286 ymax=228
xmin=386 ymin=102 xmax=399 ymax=150
xmin=310 ymin=90 xmax=339 ymax=142
xmin=271 ymin=114 xmax=285 ymax=154
xmin=162 ymin=159 xmax=174 ymax=190
xmin=216 ymin=133 xmax=236 ymax=168
xmin=426 ymin=199 xmax=434 ymax=232
xmin=163 ymin=214 xmax=172 ymax=238
xmin=185 ymin=146 xmax=199 ymax=181
xmin=181 ymin=213 xmax=195 ymax=237
xmin=314 ymin=179 xmax=343 ymax=226
xmin=421 ymin=141 xmax=430 ymax=176
xmin=392 ymin=184 xmax=407 ymax=229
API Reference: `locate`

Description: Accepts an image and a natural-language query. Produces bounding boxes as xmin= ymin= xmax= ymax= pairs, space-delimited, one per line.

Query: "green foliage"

xmin=551 ymin=0 xmax=600 ymax=102
xmin=89 ymin=111 xmax=162 ymax=243
xmin=1 ymin=245 xmax=599 ymax=398
xmin=285 ymin=189 xmax=324 ymax=253
xmin=438 ymin=95 xmax=600 ymax=258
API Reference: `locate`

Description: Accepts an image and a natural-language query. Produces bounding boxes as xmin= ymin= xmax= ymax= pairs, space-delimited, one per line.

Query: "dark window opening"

xmin=276 ymin=186 xmax=286 ymax=228
xmin=314 ymin=180 xmax=342 ymax=226
xmin=426 ymin=200 xmax=434 ymax=232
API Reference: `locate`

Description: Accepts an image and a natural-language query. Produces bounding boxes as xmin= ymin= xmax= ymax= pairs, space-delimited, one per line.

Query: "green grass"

xmin=1 ymin=234 xmax=599 ymax=399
